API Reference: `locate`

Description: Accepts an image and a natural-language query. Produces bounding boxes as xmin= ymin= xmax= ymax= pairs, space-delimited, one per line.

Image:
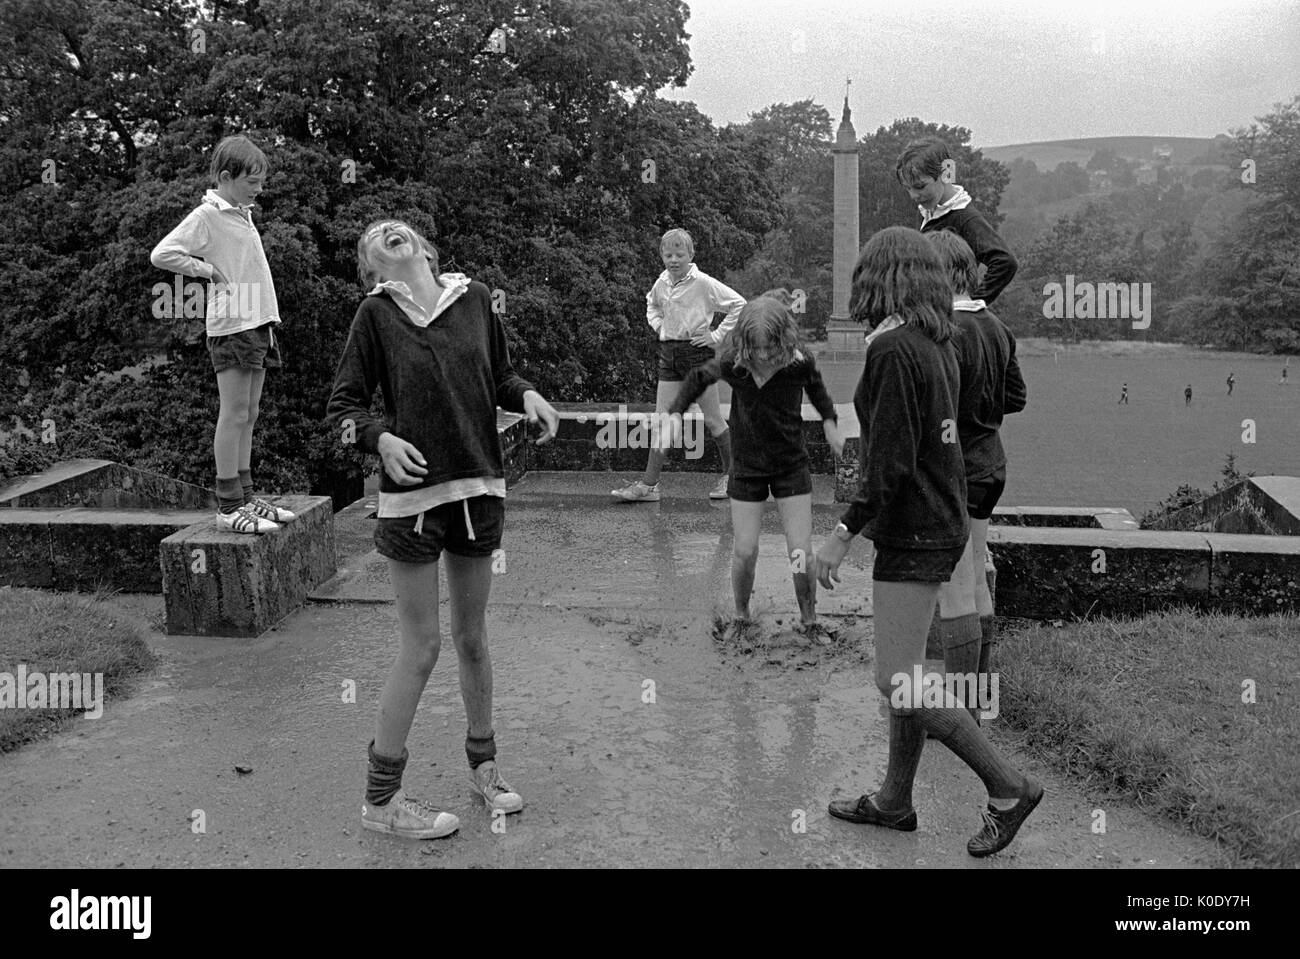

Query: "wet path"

xmin=0 ymin=473 xmax=1230 ymax=867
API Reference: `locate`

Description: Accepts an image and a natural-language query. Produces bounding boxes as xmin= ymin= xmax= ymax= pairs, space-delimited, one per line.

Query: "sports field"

xmin=811 ymin=339 xmax=1300 ymax=519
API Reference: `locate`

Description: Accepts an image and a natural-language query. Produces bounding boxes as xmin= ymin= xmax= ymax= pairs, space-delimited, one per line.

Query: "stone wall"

xmin=531 ymin=403 xmax=854 ymax=481
xmin=1144 ymin=476 xmax=1300 ymax=536
xmin=0 ymin=459 xmax=214 ymax=510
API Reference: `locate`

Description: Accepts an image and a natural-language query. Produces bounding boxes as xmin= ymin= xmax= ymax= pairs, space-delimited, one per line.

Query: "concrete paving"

xmin=0 ymin=471 xmax=1231 ymax=867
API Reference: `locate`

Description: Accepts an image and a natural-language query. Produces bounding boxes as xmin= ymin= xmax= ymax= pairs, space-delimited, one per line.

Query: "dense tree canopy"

xmin=0 ymin=0 xmax=782 ymax=493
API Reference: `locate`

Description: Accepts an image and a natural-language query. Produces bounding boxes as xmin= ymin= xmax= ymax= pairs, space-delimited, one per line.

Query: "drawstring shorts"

xmin=374 ymin=495 xmax=505 ymax=564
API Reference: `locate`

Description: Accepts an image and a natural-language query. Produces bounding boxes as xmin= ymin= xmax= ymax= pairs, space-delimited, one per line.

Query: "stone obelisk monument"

xmin=827 ymin=85 xmax=860 ymax=351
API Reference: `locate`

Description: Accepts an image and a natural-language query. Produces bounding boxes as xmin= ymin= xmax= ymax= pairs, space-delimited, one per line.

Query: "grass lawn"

xmin=0 ymin=587 xmax=156 ymax=753
xmin=996 ymin=607 xmax=1300 ymax=867
xmin=807 ymin=338 xmax=1300 ymax=518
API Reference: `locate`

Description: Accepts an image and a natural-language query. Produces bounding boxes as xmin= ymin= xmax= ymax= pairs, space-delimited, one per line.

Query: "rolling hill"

xmin=980 ymin=135 xmax=1229 ymax=170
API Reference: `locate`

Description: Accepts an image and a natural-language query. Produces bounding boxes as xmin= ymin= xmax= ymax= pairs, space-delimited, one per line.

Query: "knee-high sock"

xmin=941 ymin=613 xmax=983 ymax=720
xmin=912 ymin=705 xmax=1024 ymax=799
xmin=875 ymin=707 xmax=926 ymax=810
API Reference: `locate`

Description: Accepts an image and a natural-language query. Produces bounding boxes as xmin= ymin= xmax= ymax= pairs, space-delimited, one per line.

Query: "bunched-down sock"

xmin=365 ymin=740 xmax=409 ymax=806
xmin=216 ymin=475 xmax=244 ymax=515
xmin=466 ymin=730 xmax=497 ymax=769
xmin=874 ymin=707 xmax=927 ymax=811
xmin=238 ymin=468 xmax=254 ymax=504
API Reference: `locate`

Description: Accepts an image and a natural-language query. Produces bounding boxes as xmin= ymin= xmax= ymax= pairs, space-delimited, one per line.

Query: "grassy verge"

xmin=996 ymin=608 xmax=1300 ymax=867
xmin=0 ymin=587 xmax=157 ymax=753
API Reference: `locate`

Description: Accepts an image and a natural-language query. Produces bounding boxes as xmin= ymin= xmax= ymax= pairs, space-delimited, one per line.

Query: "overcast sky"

xmin=658 ymin=0 xmax=1300 ymax=147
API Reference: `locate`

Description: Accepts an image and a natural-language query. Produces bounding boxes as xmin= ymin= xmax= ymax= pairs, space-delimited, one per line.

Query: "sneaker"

xmin=216 ymin=504 xmax=279 ymax=535
xmin=827 ymin=791 xmax=917 ymax=831
xmin=611 ymin=480 xmax=660 ymax=502
xmin=709 ymin=475 xmax=729 ymax=500
xmin=469 ymin=760 xmax=524 ymax=814
xmin=361 ymin=789 xmax=459 ymax=839
xmin=246 ymin=497 xmax=296 ymax=524
xmin=967 ymin=779 xmax=1044 ymax=857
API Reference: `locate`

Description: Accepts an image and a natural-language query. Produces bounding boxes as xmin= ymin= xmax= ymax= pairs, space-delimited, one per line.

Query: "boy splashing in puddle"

xmin=660 ymin=291 xmax=843 ymax=635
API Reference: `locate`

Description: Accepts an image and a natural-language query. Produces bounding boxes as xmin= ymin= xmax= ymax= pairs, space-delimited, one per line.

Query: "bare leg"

xmin=214 ymin=368 xmax=253 ymax=480
xmin=444 ymin=552 xmax=495 ymax=740
xmin=641 ymin=380 xmax=680 ymax=486
xmin=695 ymin=382 xmax=731 ymax=477
xmin=240 ymin=367 xmax=266 ymax=474
xmin=774 ymin=493 xmax=815 ymax=625
xmin=374 ymin=559 xmax=442 ymax=757
xmin=971 ymin=517 xmax=993 ymax=617
xmin=730 ymin=498 xmax=764 ymax=619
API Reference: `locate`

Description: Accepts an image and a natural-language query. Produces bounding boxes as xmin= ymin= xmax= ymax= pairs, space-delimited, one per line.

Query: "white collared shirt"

xmin=149 ymin=189 xmax=281 ymax=336
xmin=919 ymin=185 xmax=972 ymax=228
xmin=369 ymin=273 xmax=471 ymax=327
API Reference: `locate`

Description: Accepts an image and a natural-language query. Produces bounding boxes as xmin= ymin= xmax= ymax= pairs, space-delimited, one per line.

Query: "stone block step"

xmin=0 ymin=507 xmax=211 ymax=592
xmin=160 ymin=496 xmax=336 ymax=637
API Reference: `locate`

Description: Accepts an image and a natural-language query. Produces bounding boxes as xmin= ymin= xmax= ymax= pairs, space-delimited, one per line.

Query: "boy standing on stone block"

xmin=150 ymin=134 xmax=294 ymax=534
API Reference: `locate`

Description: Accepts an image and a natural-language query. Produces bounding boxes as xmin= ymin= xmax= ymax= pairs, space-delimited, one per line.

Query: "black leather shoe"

xmin=827 ymin=792 xmax=917 ymax=831
xmin=967 ymin=780 xmax=1044 ymax=857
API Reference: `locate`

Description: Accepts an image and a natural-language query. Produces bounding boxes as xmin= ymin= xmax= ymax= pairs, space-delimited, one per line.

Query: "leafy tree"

xmin=729 ymin=100 xmax=833 ymax=333
xmin=0 ymin=0 xmax=784 ymax=495
xmin=857 ymin=118 xmax=1010 ymax=235
xmin=1192 ymin=96 xmax=1300 ymax=352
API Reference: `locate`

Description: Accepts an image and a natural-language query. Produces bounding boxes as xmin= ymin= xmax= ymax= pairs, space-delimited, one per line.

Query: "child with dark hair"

xmin=658 ymin=290 xmax=842 ymax=632
xmin=895 ymin=137 xmax=1018 ymax=305
xmin=328 ymin=218 xmax=559 ymax=839
xmin=924 ymin=230 xmax=1027 ymax=722
xmin=151 ymin=134 xmax=294 ymax=533
xmin=815 ymin=226 xmax=1041 ymax=858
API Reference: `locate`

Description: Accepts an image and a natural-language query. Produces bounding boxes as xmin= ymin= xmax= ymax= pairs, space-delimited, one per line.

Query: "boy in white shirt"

xmin=151 ymin=135 xmax=293 ymax=534
xmin=612 ymin=229 xmax=745 ymax=502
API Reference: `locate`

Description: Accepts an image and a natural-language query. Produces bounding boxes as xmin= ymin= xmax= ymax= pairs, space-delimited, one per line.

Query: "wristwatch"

xmin=833 ymin=522 xmax=854 ymax=542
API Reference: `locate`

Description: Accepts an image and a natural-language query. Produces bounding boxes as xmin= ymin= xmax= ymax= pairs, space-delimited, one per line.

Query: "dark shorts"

xmin=658 ymin=339 xmax=716 ymax=382
xmin=872 ymin=543 xmax=967 ymax=583
xmin=374 ymin=495 xmax=505 ymax=564
xmin=208 ymin=323 xmax=282 ymax=373
xmin=728 ymin=467 xmax=813 ymax=503
xmin=967 ymin=469 xmax=1007 ymax=521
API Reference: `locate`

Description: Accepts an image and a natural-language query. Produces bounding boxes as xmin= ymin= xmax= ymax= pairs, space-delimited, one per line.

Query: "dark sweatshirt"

xmin=326 ymin=281 xmax=535 ymax=495
xmin=921 ymin=206 xmax=1018 ymax=304
xmin=951 ymin=304 xmax=1027 ymax=481
xmin=840 ymin=324 xmax=968 ymax=549
xmin=670 ymin=352 xmax=838 ymax=477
